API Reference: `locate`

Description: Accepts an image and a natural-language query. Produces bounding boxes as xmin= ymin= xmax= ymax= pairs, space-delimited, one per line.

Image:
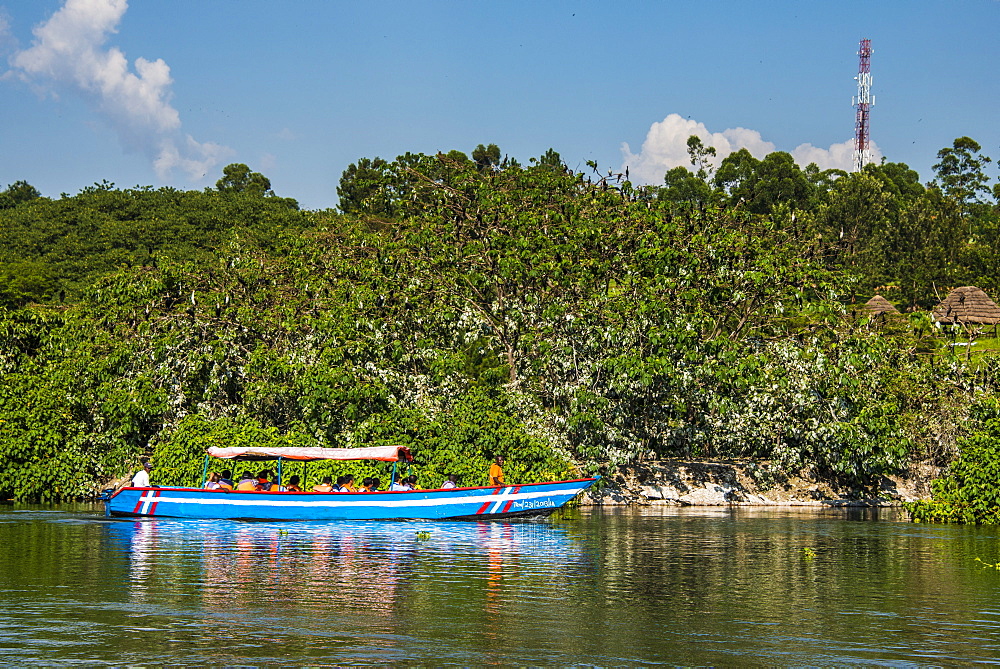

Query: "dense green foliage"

xmin=651 ymin=137 xmax=1000 ymax=310
xmin=907 ymin=399 xmax=1000 ymax=524
xmin=2 ymin=146 xmax=1000 ymax=505
xmin=0 ymin=175 xmax=305 ymax=307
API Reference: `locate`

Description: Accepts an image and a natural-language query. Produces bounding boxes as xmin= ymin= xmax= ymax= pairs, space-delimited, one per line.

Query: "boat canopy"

xmin=206 ymin=445 xmax=413 ymax=463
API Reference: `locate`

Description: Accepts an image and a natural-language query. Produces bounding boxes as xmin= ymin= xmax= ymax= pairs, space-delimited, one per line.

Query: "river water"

xmin=1 ymin=504 xmax=999 ymax=665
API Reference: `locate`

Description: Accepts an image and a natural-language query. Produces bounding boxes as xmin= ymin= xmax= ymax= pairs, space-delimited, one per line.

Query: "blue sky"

xmin=2 ymin=0 xmax=998 ymax=210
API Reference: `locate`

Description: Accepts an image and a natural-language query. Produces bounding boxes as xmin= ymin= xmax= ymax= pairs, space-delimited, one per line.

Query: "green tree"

xmin=713 ymin=148 xmax=760 ymax=206
xmin=714 ymin=150 xmax=815 ymax=214
xmin=535 ymin=148 xmax=564 ymax=172
xmin=472 ymin=143 xmax=502 ymax=172
xmin=337 ymin=157 xmax=392 ymax=215
xmin=893 ymin=189 xmax=965 ymax=308
xmin=803 ymin=163 xmax=846 ymax=199
xmin=817 ymin=170 xmax=892 ymax=276
xmin=750 ymin=152 xmax=815 ymax=214
xmin=0 ymin=183 xmax=309 ymax=301
xmin=658 ymin=166 xmax=714 ymax=207
xmin=441 ymin=149 xmax=471 ymax=165
xmin=0 ymin=181 xmax=42 ymax=209
xmin=686 ymin=135 xmax=717 ymax=180
xmin=932 ymin=136 xmax=993 ymax=206
xmin=216 ymin=163 xmax=273 ymax=196
xmin=872 ymin=161 xmax=924 ymax=201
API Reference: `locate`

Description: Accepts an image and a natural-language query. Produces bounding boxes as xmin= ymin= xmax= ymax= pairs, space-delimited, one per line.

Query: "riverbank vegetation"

xmin=2 ymin=139 xmax=999 ymax=515
xmin=906 ymin=398 xmax=1000 ymax=524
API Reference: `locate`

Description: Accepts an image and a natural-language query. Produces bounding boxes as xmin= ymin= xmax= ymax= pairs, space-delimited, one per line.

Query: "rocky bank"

xmin=579 ymin=458 xmax=941 ymax=508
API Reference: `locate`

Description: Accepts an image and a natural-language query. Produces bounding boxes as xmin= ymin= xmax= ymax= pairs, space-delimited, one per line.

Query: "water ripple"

xmin=1 ymin=505 xmax=999 ymax=664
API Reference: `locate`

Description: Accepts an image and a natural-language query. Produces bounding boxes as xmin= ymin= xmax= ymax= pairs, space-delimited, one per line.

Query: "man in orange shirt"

xmin=489 ymin=456 xmax=505 ymax=486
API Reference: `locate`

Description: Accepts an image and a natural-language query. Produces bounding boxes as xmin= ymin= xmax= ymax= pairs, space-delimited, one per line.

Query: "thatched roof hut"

xmin=862 ymin=294 xmax=900 ymax=317
xmin=932 ymin=286 xmax=1000 ymax=325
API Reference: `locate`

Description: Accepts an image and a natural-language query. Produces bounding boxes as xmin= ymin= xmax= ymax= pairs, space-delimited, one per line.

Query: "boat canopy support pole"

xmin=277 ymin=457 xmax=283 ymax=486
xmin=200 ymin=454 xmax=210 ymax=488
xmin=391 ymin=461 xmax=397 ymax=489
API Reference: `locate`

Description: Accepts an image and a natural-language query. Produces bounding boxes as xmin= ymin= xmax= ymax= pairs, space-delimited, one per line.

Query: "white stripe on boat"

xmin=487 ymin=486 xmax=514 ymax=513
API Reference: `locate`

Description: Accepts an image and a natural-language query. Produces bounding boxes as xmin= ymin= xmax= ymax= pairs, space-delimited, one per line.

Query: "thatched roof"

xmin=862 ymin=294 xmax=900 ymax=316
xmin=932 ymin=286 xmax=1000 ymax=325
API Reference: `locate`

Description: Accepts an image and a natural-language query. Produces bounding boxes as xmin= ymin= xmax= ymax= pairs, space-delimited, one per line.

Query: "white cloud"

xmin=622 ymin=113 xmax=880 ymax=183
xmin=153 ymin=135 xmax=230 ymax=181
xmin=259 ymin=152 xmax=277 ymax=171
xmin=0 ymin=10 xmax=15 ymax=56
xmin=791 ymin=138 xmax=882 ymax=172
xmin=7 ymin=0 xmax=230 ymax=181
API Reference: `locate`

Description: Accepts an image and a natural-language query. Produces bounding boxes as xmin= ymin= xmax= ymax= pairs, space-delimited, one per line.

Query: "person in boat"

xmin=370 ymin=477 xmax=382 ymax=492
xmin=341 ymin=474 xmax=357 ymax=492
xmin=236 ymin=471 xmax=257 ymax=491
xmin=405 ymin=474 xmax=420 ymax=490
xmin=285 ymin=475 xmax=302 ymax=492
xmin=269 ymin=473 xmax=285 ymax=491
xmin=489 ymin=456 xmax=505 ymax=485
xmin=313 ymin=476 xmax=335 ymax=492
xmin=218 ymin=470 xmax=234 ymax=491
xmin=361 ymin=477 xmax=375 ymax=492
xmin=131 ymin=460 xmax=153 ymax=487
xmin=204 ymin=472 xmax=222 ymax=490
xmin=255 ymin=471 xmax=273 ymax=491
xmin=441 ymin=474 xmax=459 ymax=489
xmin=389 ymin=477 xmax=411 ymax=491
xmin=333 ymin=475 xmax=348 ymax=492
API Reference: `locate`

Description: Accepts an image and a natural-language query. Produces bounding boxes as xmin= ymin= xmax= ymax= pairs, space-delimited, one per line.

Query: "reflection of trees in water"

xmin=548 ymin=509 xmax=1000 ymax=662
xmin=7 ymin=510 xmax=997 ymax=665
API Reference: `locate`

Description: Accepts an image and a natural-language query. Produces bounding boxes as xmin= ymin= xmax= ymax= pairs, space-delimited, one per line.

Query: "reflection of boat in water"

xmin=107 ymin=516 xmax=593 ymax=622
xmin=105 ymin=445 xmax=598 ymax=521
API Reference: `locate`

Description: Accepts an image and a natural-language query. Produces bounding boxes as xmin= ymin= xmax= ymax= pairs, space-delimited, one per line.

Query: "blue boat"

xmin=105 ymin=445 xmax=598 ymax=521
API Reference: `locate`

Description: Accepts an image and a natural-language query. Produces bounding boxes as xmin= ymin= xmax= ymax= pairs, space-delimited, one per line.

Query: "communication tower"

xmin=852 ymin=38 xmax=874 ymax=172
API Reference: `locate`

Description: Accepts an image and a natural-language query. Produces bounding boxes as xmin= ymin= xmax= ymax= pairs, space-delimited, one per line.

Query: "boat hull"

xmin=105 ymin=478 xmax=598 ymax=521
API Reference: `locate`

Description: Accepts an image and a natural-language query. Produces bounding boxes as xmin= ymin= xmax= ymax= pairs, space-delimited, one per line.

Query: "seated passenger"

xmin=389 ymin=478 xmax=409 ymax=491
xmin=218 ymin=469 xmax=234 ymax=491
xmin=236 ymin=471 xmax=257 ymax=491
xmin=370 ymin=477 xmax=382 ymax=492
xmin=269 ymin=474 xmax=285 ymax=491
xmin=285 ymin=475 xmax=302 ymax=492
xmin=341 ymin=474 xmax=357 ymax=492
xmin=405 ymin=474 xmax=420 ymax=490
xmin=361 ymin=477 xmax=375 ymax=492
xmin=312 ymin=476 xmax=335 ymax=492
xmin=441 ymin=474 xmax=459 ymax=489
xmin=204 ymin=471 xmax=222 ymax=490
xmin=256 ymin=470 xmax=272 ymax=491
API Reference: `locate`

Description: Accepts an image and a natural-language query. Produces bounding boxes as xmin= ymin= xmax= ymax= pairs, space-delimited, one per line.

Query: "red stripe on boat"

xmin=132 ymin=491 xmax=146 ymax=514
xmin=501 ymin=487 xmax=522 ymax=514
xmin=147 ymin=489 xmax=162 ymax=515
xmin=476 ymin=487 xmax=505 ymax=514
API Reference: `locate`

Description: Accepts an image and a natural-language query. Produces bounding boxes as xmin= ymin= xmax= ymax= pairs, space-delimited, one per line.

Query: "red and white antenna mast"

xmin=852 ymin=38 xmax=874 ymax=172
